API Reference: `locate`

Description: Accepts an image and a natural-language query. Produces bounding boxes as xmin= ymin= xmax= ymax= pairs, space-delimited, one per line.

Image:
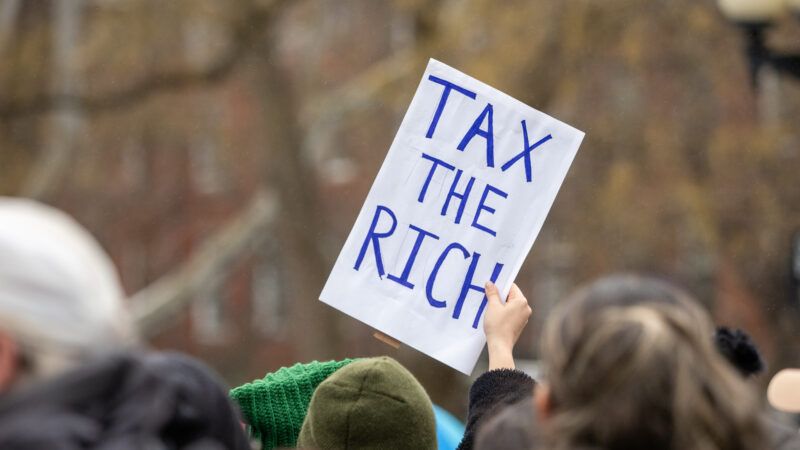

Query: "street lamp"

xmin=717 ymin=0 xmax=800 ymax=90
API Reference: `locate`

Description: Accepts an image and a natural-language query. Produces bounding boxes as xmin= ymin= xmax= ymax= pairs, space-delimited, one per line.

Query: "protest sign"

xmin=320 ymin=59 xmax=585 ymax=374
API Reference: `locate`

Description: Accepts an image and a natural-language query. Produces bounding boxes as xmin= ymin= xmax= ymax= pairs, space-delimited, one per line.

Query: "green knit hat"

xmin=229 ymin=359 xmax=355 ymax=449
xmin=297 ymin=356 xmax=437 ymax=450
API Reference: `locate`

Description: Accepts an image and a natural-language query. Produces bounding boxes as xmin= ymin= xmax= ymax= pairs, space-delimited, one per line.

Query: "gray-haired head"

xmin=0 ymin=197 xmax=135 ymax=382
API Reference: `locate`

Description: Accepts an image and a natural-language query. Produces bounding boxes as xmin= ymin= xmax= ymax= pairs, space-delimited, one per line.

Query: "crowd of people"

xmin=0 ymin=196 xmax=797 ymax=449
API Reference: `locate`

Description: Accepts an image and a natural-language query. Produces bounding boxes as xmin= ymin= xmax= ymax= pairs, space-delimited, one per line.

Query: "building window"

xmin=251 ymin=257 xmax=286 ymax=337
xmin=191 ymin=282 xmax=228 ymax=344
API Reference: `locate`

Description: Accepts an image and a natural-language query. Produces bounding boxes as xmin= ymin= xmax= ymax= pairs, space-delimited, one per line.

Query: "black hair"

xmin=714 ymin=326 xmax=765 ymax=378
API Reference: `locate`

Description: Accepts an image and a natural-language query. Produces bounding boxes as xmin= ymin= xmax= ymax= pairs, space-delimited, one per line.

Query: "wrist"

xmin=487 ymin=340 xmax=515 ymax=370
xmin=487 ymin=336 xmax=514 ymax=354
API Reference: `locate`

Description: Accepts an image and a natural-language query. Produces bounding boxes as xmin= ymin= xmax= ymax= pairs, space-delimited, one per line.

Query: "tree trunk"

xmin=22 ymin=0 xmax=84 ymax=199
xmin=255 ymin=37 xmax=342 ymax=360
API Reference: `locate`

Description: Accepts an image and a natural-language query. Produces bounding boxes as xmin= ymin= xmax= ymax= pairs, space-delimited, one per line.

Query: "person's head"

xmin=475 ymin=397 xmax=539 ymax=450
xmin=297 ymin=356 xmax=437 ymax=450
xmin=0 ymin=198 xmax=134 ymax=391
xmin=537 ymin=274 xmax=765 ymax=450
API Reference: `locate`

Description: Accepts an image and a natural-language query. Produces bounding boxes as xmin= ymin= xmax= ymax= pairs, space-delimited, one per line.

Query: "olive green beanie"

xmin=230 ymin=359 xmax=356 ymax=449
xmin=297 ymin=356 xmax=437 ymax=450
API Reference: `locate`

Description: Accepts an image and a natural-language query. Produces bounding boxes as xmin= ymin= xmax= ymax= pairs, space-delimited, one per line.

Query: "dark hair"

xmin=475 ymin=398 xmax=538 ymax=450
xmin=714 ymin=326 xmax=765 ymax=378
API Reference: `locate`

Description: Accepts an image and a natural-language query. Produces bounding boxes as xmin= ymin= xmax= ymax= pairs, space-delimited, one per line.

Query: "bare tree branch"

xmin=299 ymin=0 xmax=446 ymax=125
xmin=299 ymin=47 xmax=421 ymax=125
xmin=300 ymin=1 xmax=447 ymax=174
xmin=0 ymin=0 xmax=289 ymax=121
xmin=131 ymin=189 xmax=277 ymax=337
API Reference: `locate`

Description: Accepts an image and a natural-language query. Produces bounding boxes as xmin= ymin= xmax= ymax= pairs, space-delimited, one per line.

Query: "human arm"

xmin=484 ymin=282 xmax=532 ymax=370
xmin=456 ymin=282 xmax=535 ymax=450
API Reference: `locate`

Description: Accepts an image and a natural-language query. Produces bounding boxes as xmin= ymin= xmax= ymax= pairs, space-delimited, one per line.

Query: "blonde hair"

xmin=540 ymin=275 xmax=765 ymax=450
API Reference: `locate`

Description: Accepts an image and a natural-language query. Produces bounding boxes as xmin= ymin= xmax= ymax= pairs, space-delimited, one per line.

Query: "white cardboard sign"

xmin=320 ymin=59 xmax=584 ymax=374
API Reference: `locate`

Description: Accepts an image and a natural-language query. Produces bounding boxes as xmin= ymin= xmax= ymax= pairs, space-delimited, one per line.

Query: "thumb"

xmin=507 ymin=283 xmax=525 ymax=304
xmin=485 ymin=281 xmax=502 ymax=306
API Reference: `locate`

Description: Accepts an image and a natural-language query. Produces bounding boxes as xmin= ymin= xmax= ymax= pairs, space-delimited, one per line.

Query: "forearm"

xmin=483 ymin=282 xmax=530 ymax=371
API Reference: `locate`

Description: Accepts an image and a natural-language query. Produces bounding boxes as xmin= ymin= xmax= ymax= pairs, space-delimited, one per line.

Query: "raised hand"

xmin=484 ymin=282 xmax=532 ymax=370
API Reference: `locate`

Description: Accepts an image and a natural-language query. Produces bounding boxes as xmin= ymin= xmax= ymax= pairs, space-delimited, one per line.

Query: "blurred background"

xmin=0 ymin=0 xmax=799 ymax=416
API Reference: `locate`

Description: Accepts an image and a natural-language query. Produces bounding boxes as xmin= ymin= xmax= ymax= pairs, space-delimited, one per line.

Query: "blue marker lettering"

xmin=471 ymin=184 xmax=508 ymax=237
xmin=425 ymin=76 xmax=477 ymax=139
xmin=387 ymin=224 xmax=440 ymax=289
xmin=353 ymin=205 xmax=398 ymax=278
xmin=456 ymin=103 xmax=495 ymax=167
xmin=426 ymin=242 xmax=470 ymax=308
xmin=500 ymin=120 xmax=552 ymax=182
xmin=418 ymin=153 xmax=456 ymax=203
xmin=441 ymin=169 xmax=475 ymax=224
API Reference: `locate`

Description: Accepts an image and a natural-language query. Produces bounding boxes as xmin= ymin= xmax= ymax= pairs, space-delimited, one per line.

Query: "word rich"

xmin=352 ymin=75 xmax=555 ymax=329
